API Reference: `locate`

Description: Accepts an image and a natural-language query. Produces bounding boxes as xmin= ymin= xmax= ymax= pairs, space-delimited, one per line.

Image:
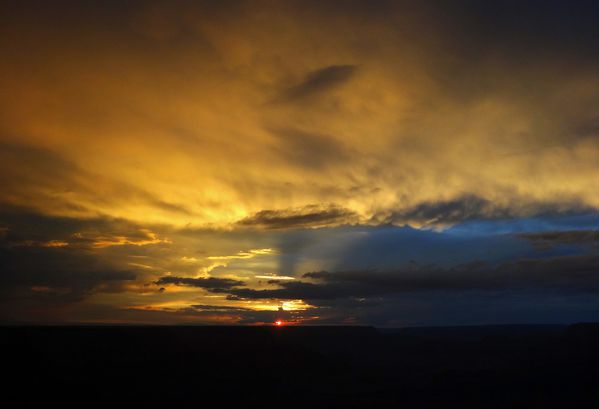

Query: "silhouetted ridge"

xmin=2 ymin=323 xmax=599 ymax=408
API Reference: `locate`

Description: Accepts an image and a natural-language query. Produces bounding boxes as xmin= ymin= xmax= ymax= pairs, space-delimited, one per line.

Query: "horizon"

xmin=0 ymin=320 xmax=589 ymax=329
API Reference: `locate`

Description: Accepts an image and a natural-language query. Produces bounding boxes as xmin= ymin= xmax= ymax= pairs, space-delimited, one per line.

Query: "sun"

xmin=274 ymin=320 xmax=283 ymax=326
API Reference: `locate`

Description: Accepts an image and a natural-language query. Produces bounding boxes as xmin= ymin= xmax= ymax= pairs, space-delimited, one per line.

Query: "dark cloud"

xmin=306 ymin=256 xmax=599 ymax=294
xmin=0 ymin=206 xmax=173 ymax=322
xmin=154 ymin=276 xmax=245 ymax=291
xmin=519 ymin=230 xmax=599 ymax=249
xmin=0 ymin=204 xmax=168 ymax=249
xmin=224 ymin=281 xmax=343 ymax=300
xmin=0 ymin=208 xmax=140 ymax=299
xmin=377 ymin=195 xmax=595 ymax=226
xmin=0 ymin=244 xmax=136 ymax=321
xmin=0 ymin=246 xmax=135 ymax=291
xmin=274 ymin=65 xmax=357 ymax=103
xmin=238 ymin=204 xmax=358 ymax=229
xmin=209 ymin=254 xmax=599 ymax=302
xmin=382 ymin=195 xmax=508 ymax=225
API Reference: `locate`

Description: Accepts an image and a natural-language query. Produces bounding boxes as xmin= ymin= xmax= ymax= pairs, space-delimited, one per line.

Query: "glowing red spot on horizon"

xmin=275 ymin=320 xmax=283 ymax=326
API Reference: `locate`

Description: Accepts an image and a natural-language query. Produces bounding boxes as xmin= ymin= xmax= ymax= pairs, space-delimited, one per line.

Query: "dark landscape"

xmin=3 ymin=323 xmax=599 ymax=408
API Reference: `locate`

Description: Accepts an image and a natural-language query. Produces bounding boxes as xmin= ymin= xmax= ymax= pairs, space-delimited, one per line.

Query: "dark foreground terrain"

xmin=2 ymin=323 xmax=599 ymax=408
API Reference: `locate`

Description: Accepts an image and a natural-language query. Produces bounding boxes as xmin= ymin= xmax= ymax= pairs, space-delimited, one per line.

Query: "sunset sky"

xmin=2 ymin=0 xmax=599 ymax=325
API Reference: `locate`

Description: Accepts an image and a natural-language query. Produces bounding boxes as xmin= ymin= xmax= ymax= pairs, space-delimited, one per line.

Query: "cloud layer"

xmin=1 ymin=0 xmax=598 ymax=228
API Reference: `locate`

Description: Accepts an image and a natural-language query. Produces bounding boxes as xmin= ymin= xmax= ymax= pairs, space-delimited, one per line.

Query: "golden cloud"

xmin=1 ymin=1 xmax=597 ymax=232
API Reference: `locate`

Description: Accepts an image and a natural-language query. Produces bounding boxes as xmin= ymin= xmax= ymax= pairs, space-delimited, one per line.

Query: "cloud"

xmin=154 ymin=276 xmax=246 ymax=291
xmin=137 ymin=250 xmax=599 ymax=326
xmin=187 ymin=304 xmax=303 ymax=325
xmin=0 ymin=243 xmax=137 ymax=320
xmin=374 ymin=195 xmax=596 ymax=228
xmin=273 ymin=64 xmax=357 ymax=103
xmin=73 ymin=229 xmax=169 ymax=248
xmin=258 ymin=275 xmax=295 ymax=281
xmin=190 ymin=304 xmax=253 ymax=312
xmin=207 ymin=248 xmax=274 ymax=260
xmin=2 ymin=2 xmax=599 ymax=229
xmin=123 ymin=303 xmax=307 ymax=325
xmin=238 ymin=205 xmax=359 ymax=229
xmin=2 ymin=1 xmax=599 ymax=324
xmin=519 ymin=230 xmax=599 ymax=249
xmin=0 ymin=209 xmax=149 ymax=297
xmin=379 ymin=195 xmax=509 ymax=226
xmin=268 ymin=127 xmax=351 ymax=170
xmin=304 ymin=255 xmax=599 ymax=294
xmin=212 ymin=254 xmax=599 ymax=301
xmin=0 ymin=143 xmax=192 ymax=222
xmin=0 ymin=206 xmax=182 ymax=322
xmin=3 ymin=202 xmax=599 ymax=324
xmin=0 ymin=245 xmax=135 ymax=289
xmin=0 ymin=204 xmax=170 ymax=250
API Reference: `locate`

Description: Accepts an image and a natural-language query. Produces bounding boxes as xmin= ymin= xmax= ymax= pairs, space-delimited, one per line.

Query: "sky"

xmin=1 ymin=0 xmax=599 ymax=326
